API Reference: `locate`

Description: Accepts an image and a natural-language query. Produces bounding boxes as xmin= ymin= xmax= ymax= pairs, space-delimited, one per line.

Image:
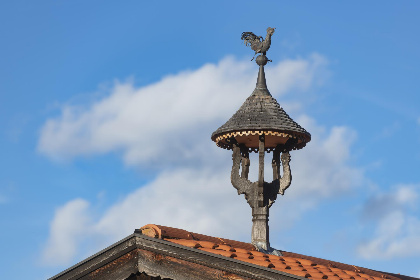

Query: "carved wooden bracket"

xmin=230 ymin=137 xmax=292 ymax=251
xmin=231 ymin=143 xmax=292 ymax=208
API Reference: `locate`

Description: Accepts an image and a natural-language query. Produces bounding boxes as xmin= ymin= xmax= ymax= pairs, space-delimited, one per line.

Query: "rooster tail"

xmin=241 ymin=32 xmax=258 ymax=47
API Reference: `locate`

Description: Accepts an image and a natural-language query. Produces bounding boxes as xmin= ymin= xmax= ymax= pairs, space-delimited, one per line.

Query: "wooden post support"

xmin=258 ymin=135 xmax=265 ymax=207
xmin=250 ymin=134 xmax=270 ymax=250
xmin=251 ymin=205 xmax=270 ymax=251
xmin=272 ymin=146 xmax=281 ymax=181
xmin=240 ymin=144 xmax=250 ymax=180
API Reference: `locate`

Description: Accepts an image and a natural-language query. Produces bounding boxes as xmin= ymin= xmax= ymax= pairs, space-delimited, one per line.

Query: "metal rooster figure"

xmin=241 ymin=27 xmax=275 ymax=61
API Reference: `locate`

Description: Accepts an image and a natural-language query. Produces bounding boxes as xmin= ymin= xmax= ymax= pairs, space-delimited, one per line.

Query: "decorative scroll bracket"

xmin=230 ymin=137 xmax=292 ymax=252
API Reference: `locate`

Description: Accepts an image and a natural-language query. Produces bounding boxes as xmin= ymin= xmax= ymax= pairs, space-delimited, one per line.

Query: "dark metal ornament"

xmin=241 ymin=27 xmax=276 ymax=61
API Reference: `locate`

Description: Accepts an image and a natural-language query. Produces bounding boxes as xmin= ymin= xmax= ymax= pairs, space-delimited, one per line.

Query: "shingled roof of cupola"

xmin=211 ymin=55 xmax=311 ymax=152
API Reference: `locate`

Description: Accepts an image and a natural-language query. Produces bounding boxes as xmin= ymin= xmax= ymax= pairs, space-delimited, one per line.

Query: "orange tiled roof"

xmin=139 ymin=224 xmax=404 ymax=280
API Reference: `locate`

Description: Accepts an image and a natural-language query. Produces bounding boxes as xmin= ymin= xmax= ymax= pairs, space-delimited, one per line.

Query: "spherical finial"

xmin=256 ymin=55 xmax=268 ymax=66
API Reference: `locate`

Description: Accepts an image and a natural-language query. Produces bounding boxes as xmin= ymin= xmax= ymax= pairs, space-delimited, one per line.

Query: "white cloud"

xmin=358 ymin=185 xmax=420 ymax=259
xmin=40 ymin=55 xmax=364 ymax=265
xmin=42 ymin=199 xmax=91 ymax=265
xmin=38 ymin=54 xmax=328 ymax=168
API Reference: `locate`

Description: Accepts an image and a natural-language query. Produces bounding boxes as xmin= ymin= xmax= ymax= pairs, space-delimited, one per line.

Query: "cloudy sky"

xmin=1 ymin=1 xmax=420 ymax=279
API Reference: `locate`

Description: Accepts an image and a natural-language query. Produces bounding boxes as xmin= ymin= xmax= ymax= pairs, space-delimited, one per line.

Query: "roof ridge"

xmin=137 ymin=224 xmax=415 ymax=280
xmin=139 ymin=224 xmax=256 ymax=251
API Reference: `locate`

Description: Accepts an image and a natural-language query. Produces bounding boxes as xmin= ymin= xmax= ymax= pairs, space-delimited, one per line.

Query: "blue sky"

xmin=1 ymin=1 xmax=420 ymax=279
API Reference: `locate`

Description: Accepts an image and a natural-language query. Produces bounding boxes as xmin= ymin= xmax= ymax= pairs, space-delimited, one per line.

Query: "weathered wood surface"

xmin=48 ymin=234 xmax=138 ymax=280
xmin=84 ymin=250 xmax=138 ymax=280
xmin=137 ymin=249 xmax=251 ymax=280
xmin=125 ymin=272 xmax=162 ymax=280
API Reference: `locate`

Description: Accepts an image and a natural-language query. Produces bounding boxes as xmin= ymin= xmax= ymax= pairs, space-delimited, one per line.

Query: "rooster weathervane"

xmin=241 ymin=27 xmax=275 ymax=61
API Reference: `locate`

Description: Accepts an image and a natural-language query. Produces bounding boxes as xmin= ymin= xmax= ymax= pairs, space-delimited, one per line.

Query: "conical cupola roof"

xmin=211 ymin=62 xmax=311 ymax=152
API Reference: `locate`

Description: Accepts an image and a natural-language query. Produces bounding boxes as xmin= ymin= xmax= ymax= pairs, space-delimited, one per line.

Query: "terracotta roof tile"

xmin=234 ymin=247 xmax=252 ymax=254
xmin=138 ymin=224 xmax=411 ymax=280
xmin=251 ymin=259 xmax=275 ymax=268
xmin=217 ymin=244 xmax=236 ymax=252
xmin=309 ymin=272 xmax=329 ymax=279
xmin=312 ymin=277 xmax=329 ymax=280
xmin=235 ymin=252 xmax=253 ymax=259
xmin=198 ymin=240 xmax=218 ymax=249
xmin=315 ymin=265 xmax=331 ymax=271
xmin=300 ymin=259 xmax=316 ymax=266
xmin=359 ymin=274 xmax=374 ymax=279
xmin=235 ymin=253 xmax=254 ymax=262
xmin=166 ymin=239 xmax=200 ymax=248
xmin=270 ymin=259 xmax=288 ymax=266
xmin=282 ymin=256 xmax=301 ymax=263
xmin=251 ymin=250 xmax=269 ymax=257
xmin=289 ymin=270 xmax=311 ymax=278
xmin=335 ymin=272 xmax=355 ymax=279
xmin=200 ymin=247 xmax=237 ymax=258
xmin=321 ymin=271 xmax=339 ymax=277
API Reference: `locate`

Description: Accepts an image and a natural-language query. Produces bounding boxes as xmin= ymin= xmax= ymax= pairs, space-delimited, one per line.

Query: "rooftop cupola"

xmin=211 ymin=27 xmax=311 ymax=254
